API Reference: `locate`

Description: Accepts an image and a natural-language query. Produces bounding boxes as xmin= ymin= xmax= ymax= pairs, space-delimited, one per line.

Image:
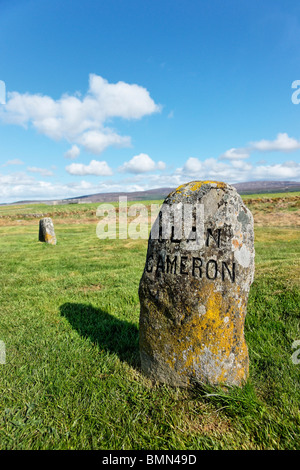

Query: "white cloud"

xmin=176 ymin=157 xmax=300 ymax=184
xmin=251 ymin=133 xmax=300 ymax=152
xmin=64 ymin=145 xmax=80 ymax=160
xmin=182 ymin=157 xmax=203 ymax=173
xmin=2 ymin=158 xmax=24 ymax=166
xmin=0 ymin=74 xmax=161 ymax=155
xmin=65 ymin=159 xmax=113 ymax=176
xmin=0 ymin=172 xmax=97 ymax=202
xmin=88 ymin=74 xmax=161 ymax=119
xmin=220 ymin=147 xmax=250 ymax=160
xmin=119 ymin=153 xmax=166 ymax=174
xmin=77 ymin=130 xmax=131 ymax=154
xmin=0 ymin=170 xmax=157 ymax=203
xmin=157 ymin=160 xmax=166 ymax=170
xmin=27 ymin=166 xmax=54 ymax=176
xmin=1 ymin=129 xmax=300 ymax=204
xmin=251 ymin=161 xmax=300 ymax=179
xmin=221 ymin=133 xmax=300 ymax=162
xmin=1 ymin=157 xmax=300 ymax=204
xmin=180 ymin=157 xmax=231 ymax=176
xmin=231 ymin=160 xmax=252 ymax=170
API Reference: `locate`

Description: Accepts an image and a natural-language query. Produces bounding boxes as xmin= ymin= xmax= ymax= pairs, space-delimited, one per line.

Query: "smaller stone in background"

xmin=0 ymin=341 xmax=6 ymax=365
xmin=39 ymin=217 xmax=57 ymax=245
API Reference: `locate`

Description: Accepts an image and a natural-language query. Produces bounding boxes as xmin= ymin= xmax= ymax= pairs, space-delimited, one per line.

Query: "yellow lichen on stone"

xmin=45 ymin=233 xmax=56 ymax=245
xmin=139 ymin=179 xmax=254 ymax=388
xmin=175 ymin=181 xmax=227 ymax=194
xmin=189 ymin=181 xmax=224 ymax=191
xmin=184 ymin=287 xmax=229 ymax=362
xmin=140 ymin=279 xmax=249 ymax=387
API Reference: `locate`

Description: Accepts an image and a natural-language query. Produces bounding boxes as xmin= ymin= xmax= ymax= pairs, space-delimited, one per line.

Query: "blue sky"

xmin=0 ymin=0 xmax=300 ymax=202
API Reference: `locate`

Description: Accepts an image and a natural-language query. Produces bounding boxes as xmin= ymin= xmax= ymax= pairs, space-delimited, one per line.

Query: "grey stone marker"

xmin=138 ymin=181 xmax=255 ymax=388
xmin=39 ymin=217 xmax=57 ymax=245
xmin=0 ymin=341 xmax=6 ymax=365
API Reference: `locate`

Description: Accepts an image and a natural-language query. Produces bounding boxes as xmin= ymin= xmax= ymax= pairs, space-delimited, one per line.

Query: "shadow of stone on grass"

xmin=60 ymin=302 xmax=140 ymax=368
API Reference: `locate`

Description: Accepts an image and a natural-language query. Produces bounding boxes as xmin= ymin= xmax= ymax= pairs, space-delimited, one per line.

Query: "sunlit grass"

xmin=0 ymin=195 xmax=299 ymax=449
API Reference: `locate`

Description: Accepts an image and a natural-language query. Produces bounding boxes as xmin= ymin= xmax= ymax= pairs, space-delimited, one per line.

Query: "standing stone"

xmin=39 ymin=217 xmax=57 ymax=245
xmin=0 ymin=341 xmax=6 ymax=365
xmin=138 ymin=181 xmax=255 ymax=388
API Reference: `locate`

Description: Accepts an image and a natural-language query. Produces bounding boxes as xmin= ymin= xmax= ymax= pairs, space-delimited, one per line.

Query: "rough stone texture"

xmin=138 ymin=181 xmax=255 ymax=388
xmin=39 ymin=217 xmax=57 ymax=245
xmin=0 ymin=341 xmax=5 ymax=365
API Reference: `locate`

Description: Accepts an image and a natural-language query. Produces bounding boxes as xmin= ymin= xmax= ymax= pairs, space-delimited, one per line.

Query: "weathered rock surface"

xmin=138 ymin=181 xmax=255 ymax=388
xmin=39 ymin=217 xmax=57 ymax=245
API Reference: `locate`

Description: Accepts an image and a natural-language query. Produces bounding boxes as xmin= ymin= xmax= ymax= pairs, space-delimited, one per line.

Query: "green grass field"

xmin=0 ymin=193 xmax=299 ymax=450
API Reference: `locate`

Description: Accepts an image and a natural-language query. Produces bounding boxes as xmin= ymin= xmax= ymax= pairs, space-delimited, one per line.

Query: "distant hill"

xmin=232 ymin=180 xmax=300 ymax=195
xmin=4 ymin=180 xmax=300 ymax=206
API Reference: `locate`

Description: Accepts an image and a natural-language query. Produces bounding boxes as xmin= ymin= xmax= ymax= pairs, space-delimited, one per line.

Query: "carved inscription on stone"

xmin=139 ymin=181 xmax=255 ymax=388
